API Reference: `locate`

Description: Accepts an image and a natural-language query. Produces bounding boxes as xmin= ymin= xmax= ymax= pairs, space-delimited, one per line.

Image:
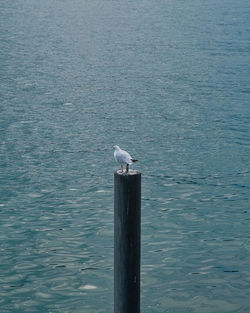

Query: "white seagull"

xmin=113 ymin=145 xmax=138 ymax=173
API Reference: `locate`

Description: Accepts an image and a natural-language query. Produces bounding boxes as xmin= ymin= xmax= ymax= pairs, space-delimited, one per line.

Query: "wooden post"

xmin=114 ymin=170 xmax=141 ymax=313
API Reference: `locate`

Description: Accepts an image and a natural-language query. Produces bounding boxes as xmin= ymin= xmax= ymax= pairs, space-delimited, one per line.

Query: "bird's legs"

xmin=126 ymin=164 xmax=129 ymax=173
xmin=121 ymin=164 xmax=123 ymax=173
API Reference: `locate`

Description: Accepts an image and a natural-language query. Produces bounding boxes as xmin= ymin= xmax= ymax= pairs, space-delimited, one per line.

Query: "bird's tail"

xmin=132 ymin=159 xmax=138 ymax=163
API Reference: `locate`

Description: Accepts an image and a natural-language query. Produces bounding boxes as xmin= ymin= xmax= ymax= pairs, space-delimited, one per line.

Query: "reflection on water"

xmin=0 ymin=0 xmax=250 ymax=312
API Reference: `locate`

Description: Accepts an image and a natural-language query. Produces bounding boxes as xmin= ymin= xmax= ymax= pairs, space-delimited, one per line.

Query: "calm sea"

xmin=0 ymin=0 xmax=250 ymax=312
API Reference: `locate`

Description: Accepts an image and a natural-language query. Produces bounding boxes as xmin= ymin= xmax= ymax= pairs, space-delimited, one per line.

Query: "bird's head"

xmin=113 ymin=145 xmax=120 ymax=151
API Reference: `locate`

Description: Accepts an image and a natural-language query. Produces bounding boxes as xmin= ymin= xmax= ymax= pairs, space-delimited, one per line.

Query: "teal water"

xmin=1 ymin=0 xmax=250 ymax=312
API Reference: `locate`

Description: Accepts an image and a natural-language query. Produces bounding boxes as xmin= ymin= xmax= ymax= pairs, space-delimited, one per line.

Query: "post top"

xmin=114 ymin=169 xmax=141 ymax=176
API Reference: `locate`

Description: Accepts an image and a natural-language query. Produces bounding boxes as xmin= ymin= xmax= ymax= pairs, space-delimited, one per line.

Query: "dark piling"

xmin=114 ymin=170 xmax=141 ymax=313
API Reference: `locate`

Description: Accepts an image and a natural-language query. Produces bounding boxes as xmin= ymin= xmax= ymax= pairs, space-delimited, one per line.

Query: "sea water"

xmin=0 ymin=0 xmax=250 ymax=312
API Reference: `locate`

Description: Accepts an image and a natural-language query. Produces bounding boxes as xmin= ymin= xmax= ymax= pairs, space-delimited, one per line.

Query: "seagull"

xmin=113 ymin=145 xmax=138 ymax=173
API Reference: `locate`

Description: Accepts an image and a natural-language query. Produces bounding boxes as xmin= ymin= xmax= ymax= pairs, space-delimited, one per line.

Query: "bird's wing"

xmin=120 ymin=150 xmax=133 ymax=164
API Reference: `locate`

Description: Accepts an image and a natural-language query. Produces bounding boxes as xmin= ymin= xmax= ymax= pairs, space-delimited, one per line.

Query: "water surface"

xmin=0 ymin=0 xmax=250 ymax=312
